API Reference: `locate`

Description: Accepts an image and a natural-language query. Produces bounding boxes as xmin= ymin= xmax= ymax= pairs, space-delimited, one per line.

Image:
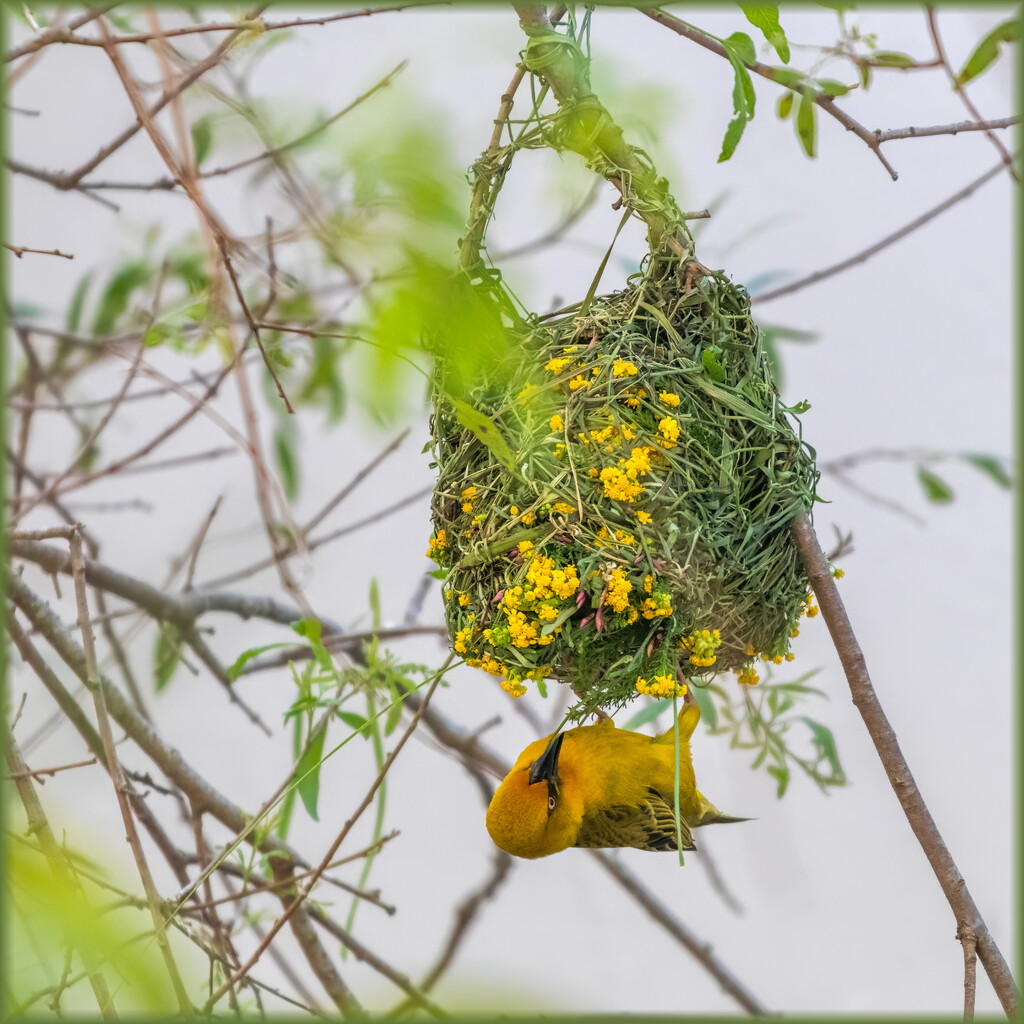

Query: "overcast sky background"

xmin=5 ymin=4 xmax=1017 ymax=1016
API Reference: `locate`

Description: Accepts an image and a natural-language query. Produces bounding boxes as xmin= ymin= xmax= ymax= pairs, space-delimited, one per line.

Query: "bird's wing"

xmin=574 ymin=788 xmax=695 ymax=852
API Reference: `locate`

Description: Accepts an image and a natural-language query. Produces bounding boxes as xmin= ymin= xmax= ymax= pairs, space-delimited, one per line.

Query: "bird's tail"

xmin=658 ymin=702 xmax=701 ymax=744
xmin=693 ymin=791 xmax=752 ymax=827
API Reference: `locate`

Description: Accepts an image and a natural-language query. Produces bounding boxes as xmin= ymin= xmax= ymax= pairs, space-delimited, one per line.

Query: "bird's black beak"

xmin=528 ymin=732 xmax=564 ymax=787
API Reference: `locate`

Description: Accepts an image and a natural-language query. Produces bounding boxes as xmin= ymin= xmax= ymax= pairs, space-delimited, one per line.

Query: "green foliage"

xmin=955 ymin=18 xmax=1019 ymax=87
xmin=738 ymin=2 xmax=790 ymax=63
xmin=795 ymin=90 xmax=817 ymax=157
xmin=916 ymin=466 xmax=954 ymax=504
xmin=707 ymin=669 xmax=845 ymax=795
xmin=718 ymin=34 xmax=757 ymax=163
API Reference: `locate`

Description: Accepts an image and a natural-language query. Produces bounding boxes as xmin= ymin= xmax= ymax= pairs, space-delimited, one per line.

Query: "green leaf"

xmin=767 ymin=763 xmax=790 ymax=797
xmin=295 ymin=725 xmax=327 ymax=821
xmin=451 ymin=399 xmax=517 ymax=474
xmin=690 ymin=684 xmax=718 ymax=729
xmin=717 ymin=45 xmax=756 ymax=163
xmin=801 ymin=717 xmax=845 ymax=782
xmin=955 ymin=18 xmax=1018 ymax=86
xmin=66 ymin=273 xmax=92 ymax=334
xmin=917 ymin=466 xmax=954 ymax=503
xmin=536 ymin=678 xmax=548 ymax=699
xmin=870 ymin=50 xmax=916 ymax=69
xmin=292 ymin=618 xmax=322 ymax=644
xmin=227 ymin=642 xmax=291 ymax=681
xmin=776 ymin=92 xmax=794 ymax=119
xmin=961 ymin=453 xmax=1012 ymax=489
xmin=795 ymin=90 xmax=817 ymax=157
xmin=91 ymin=260 xmax=151 ymax=335
xmin=815 ymin=77 xmax=852 ymax=97
xmin=153 ymin=624 xmax=182 ymax=692
xmin=190 ymin=115 xmax=214 ymax=167
xmin=383 ymin=693 xmax=404 ymax=736
xmin=724 ymin=31 xmax=757 ymax=66
xmin=273 ymin=424 xmax=300 ymax=501
xmin=622 ymin=697 xmax=672 ymax=730
xmin=701 ymin=348 xmax=727 ymax=382
xmin=738 ymin=2 xmax=790 ymax=62
xmin=337 ymin=710 xmax=370 ymax=733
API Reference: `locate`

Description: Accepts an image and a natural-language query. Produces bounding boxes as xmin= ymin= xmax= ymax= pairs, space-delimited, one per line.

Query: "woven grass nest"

xmin=427 ymin=259 xmax=818 ymax=718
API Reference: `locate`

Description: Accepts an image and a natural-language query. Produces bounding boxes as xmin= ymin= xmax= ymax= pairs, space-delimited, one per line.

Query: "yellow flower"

xmin=522 ymin=510 xmax=537 ymax=524
xmin=588 ymin=467 xmax=599 ymax=478
xmin=785 ymin=652 xmax=796 ymax=662
xmin=537 ymin=605 xmax=558 ymax=622
xmin=737 ymin=666 xmax=759 ymax=686
xmin=615 ymin=529 xmax=636 ymax=546
xmin=659 ymin=391 xmax=681 ymax=407
xmin=643 ymin=574 xmax=653 ymax=594
xmin=510 ymin=506 xmax=519 ymax=516
xmin=613 ymin=360 xmax=638 ymax=378
xmin=552 ymin=502 xmax=575 ymax=516
xmin=636 ymin=674 xmax=687 ymax=699
xmin=682 ymin=628 xmax=721 ymax=667
xmin=658 ymin=417 xmax=681 ymax=447
xmin=600 ymin=466 xmax=643 ymax=502
xmin=517 ymin=382 xmax=537 ymax=401
xmin=569 ymin=375 xmax=590 ymax=390
xmin=518 ymin=540 xmax=534 ymax=556
xmin=545 ymin=358 xmax=571 ymax=374
xmin=501 ymin=678 xmax=527 ymax=698
xmin=641 ymin=592 xmax=672 ymax=620
xmin=636 ymin=510 xmax=652 ymax=524
xmin=550 ymin=414 xmax=563 ymax=431
xmin=425 ymin=530 xmax=447 ymax=560
xmin=604 ymin=568 xmax=632 ymax=613
xmin=462 ymin=502 xmax=474 ymax=513
xmin=458 ymin=593 xmax=470 ymax=606
xmin=462 ymin=486 xmax=477 ymax=500
xmin=743 ymin=643 xmax=756 ymax=657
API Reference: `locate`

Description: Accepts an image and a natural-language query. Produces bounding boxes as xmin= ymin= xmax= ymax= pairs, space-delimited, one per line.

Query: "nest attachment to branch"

xmin=427 ymin=255 xmax=818 ymax=720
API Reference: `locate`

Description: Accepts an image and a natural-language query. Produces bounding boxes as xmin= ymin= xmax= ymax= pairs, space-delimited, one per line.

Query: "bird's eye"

xmin=547 ymin=794 xmax=556 ymax=811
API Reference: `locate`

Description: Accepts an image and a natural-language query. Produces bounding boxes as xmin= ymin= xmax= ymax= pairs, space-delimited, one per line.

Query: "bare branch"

xmin=4 ymin=243 xmax=74 ymax=259
xmin=874 ymin=115 xmax=1018 ymax=143
xmin=792 ymin=514 xmax=1018 ymax=1017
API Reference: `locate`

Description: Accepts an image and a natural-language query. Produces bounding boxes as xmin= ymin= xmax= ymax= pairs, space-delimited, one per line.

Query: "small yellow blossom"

xmin=459 ymin=593 xmax=470 ymax=606
xmin=569 ymin=375 xmax=590 ymax=391
xmin=789 ymin=624 xmax=800 ymax=638
xmin=613 ymin=360 xmax=639 ymax=378
xmin=549 ymin=414 xmax=563 ymax=431
xmin=615 ymin=530 xmax=636 ymax=546
xmin=588 ymin=467 xmax=599 ymax=479
xmin=604 ymin=568 xmax=632 ymax=613
xmin=833 ymin=567 xmax=845 ymax=579
xmin=636 ymin=510 xmax=652 ymax=524
xmin=552 ymin=501 xmax=575 ymax=516
xmin=659 ymin=391 xmax=681 ymax=407
xmin=545 ymin=358 xmax=571 ymax=374
xmin=636 ymin=674 xmax=687 ymax=699
xmin=501 ymin=678 xmax=527 ymax=697
xmin=510 ymin=506 xmax=519 ymax=516
xmin=425 ymin=530 xmax=447 ymax=560
xmin=658 ymin=417 xmax=681 ymax=447
xmin=682 ymin=628 xmax=721 ymax=667
xmin=737 ymin=666 xmax=759 ymax=686
xmin=537 ymin=605 xmax=558 ymax=622
xmin=743 ymin=643 xmax=756 ymax=657
xmin=522 ymin=510 xmax=537 ymax=524
xmin=785 ymin=652 xmax=796 ymax=662
xmin=600 ymin=466 xmax=644 ymax=502
xmin=518 ymin=541 xmax=534 ymax=556
xmin=642 ymin=592 xmax=673 ymax=620
xmin=462 ymin=502 xmax=474 ymax=513
xmin=643 ymin=575 xmax=654 ymax=594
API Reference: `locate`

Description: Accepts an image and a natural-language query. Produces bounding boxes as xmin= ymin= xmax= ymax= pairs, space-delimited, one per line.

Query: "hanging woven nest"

xmin=426 ymin=254 xmax=818 ymax=719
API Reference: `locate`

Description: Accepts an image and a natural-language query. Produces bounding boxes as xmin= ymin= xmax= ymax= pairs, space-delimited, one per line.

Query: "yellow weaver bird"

xmin=486 ymin=701 xmax=745 ymax=859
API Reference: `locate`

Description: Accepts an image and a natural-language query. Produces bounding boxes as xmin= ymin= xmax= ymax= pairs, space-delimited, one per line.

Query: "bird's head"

xmin=486 ymin=732 xmax=585 ymax=859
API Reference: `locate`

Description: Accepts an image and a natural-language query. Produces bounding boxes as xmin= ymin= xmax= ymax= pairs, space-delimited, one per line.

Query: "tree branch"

xmin=791 ymin=513 xmax=1018 ymax=1017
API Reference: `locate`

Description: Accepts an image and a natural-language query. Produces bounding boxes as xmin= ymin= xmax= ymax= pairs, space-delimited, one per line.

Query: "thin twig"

xmin=874 ymin=115 xmax=1018 ymax=143
xmin=4 ymin=243 xmax=74 ymax=259
xmin=68 ymin=530 xmax=195 ymax=1016
xmin=752 ymin=156 xmax=1009 ymax=305
xmin=791 ymin=514 xmax=1018 ymax=1018
xmin=926 ymin=8 xmax=1019 ymax=182
xmin=643 ymin=8 xmax=900 ymax=180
